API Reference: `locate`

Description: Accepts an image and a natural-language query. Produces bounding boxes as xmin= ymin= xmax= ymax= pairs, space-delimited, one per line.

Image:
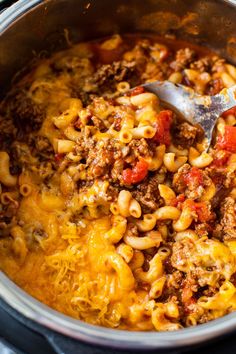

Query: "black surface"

xmin=0 ymin=305 xmax=55 ymax=354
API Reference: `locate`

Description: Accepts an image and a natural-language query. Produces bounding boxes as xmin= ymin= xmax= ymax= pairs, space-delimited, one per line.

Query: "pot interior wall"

xmin=0 ymin=0 xmax=236 ymax=95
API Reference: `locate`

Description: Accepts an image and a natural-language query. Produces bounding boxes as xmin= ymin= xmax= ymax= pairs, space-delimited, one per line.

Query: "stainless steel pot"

xmin=0 ymin=0 xmax=236 ymax=351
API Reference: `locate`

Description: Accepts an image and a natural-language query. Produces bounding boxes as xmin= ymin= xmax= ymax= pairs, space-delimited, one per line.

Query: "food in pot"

xmin=0 ymin=34 xmax=236 ymax=331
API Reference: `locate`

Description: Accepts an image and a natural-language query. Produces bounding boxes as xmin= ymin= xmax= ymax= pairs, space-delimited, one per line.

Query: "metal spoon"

xmin=142 ymin=81 xmax=236 ymax=148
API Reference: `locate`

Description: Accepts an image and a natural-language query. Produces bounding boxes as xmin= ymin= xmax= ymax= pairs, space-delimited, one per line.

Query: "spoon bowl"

xmin=141 ymin=81 xmax=236 ymax=148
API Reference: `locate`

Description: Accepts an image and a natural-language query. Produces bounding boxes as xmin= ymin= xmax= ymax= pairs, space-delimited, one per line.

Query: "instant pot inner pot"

xmin=0 ymin=0 xmax=236 ymax=350
xmin=0 ymin=0 xmax=236 ymax=96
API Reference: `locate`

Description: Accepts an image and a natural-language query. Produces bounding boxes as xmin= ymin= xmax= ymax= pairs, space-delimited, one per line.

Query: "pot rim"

xmin=1 ymin=271 xmax=236 ymax=349
xmin=0 ymin=0 xmax=236 ymax=349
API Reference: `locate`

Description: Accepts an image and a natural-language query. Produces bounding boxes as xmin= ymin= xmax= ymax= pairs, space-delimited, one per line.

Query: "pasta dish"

xmin=0 ymin=34 xmax=236 ymax=331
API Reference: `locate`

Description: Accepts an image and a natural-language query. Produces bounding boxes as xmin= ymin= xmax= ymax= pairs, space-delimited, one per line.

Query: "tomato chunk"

xmin=55 ymin=153 xmax=64 ymax=164
xmin=130 ymin=86 xmax=145 ymax=96
xmin=211 ymin=150 xmax=231 ymax=167
xmin=216 ymin=126 xmax=236 ymax=153
xmin=183 ymin=167 xmax=203 ymax=187
xmin=170 ymin=194 xmax=185 ymax=208
xmin=185 ymin=200 xmax=212 ymax=223
xmin=153 ymin=110 xmax=173 ymax=146
xmin=222 ymin=106 xmax=236 ymax=118
xmin=122 ymin=159 xmax=149 ymax=185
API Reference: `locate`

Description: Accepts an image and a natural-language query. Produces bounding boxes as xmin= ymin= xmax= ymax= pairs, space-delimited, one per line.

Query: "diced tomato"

xmin=183 ymin=167 xmax=204 ymax=187
xmin=183 ymin=199 xmax=195 ymax=210
xmin=222 ymin=106 xmax=236 ymax=118
xmin=216 ymin=126 xmax=236 ymax=153
xmin=153 ymin=110 xmax=173 ymax=146
xmin=211 ymin=150 xmax=231 ymax=167
xmin=170 ymin=194 xmax=185 ymax=208
xmin=55 ymin=153 xmax=64 ymax=164
xmin=194 ymin=202 xmax=211 ymax=222
xmin=130 ymin=86 xmax=145 ymax=96
xmin=122 ymin=159 xmax=149 ymax=185
xmin=185 ymin=200 xmax=212 ymax=223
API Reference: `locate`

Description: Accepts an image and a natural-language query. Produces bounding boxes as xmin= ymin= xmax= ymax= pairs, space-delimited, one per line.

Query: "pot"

xmin=0 ymin=0 xmax=236 ymax=352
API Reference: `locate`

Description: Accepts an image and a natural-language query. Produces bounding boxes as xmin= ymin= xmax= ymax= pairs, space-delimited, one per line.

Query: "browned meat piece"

xmin=172 ymin=122 xmax=199 ymax=148
xmin=171 ymin=238 xmax=196 ymax=272
xmin=89 ymin=150 xmax=114 ymax=178
xmin=74 ymin=136 xmax=96 ymax=158
xmin=173 ymin=164 xmax=211 ymax=200
xmin=207 ymin=165 xmax=235 ymax=190
xmin=171 ymin=237 xmax=235 ymax=287
xmin=127 ymin=138 xmax=151 ymax=161
xmin=213 ymin=197 xmax=236 ymax=241
xmin=170 ymin=48 xmax=196 ymax=72
xmin=131 ymin=173 xmax=164 ymax=213
xmin=86 ymin=139 xmax=122 ymax=180
xmin=33 ymin=136 xmax=53 ymax=153
xmin=6 ymin=89 xmax=45 ymax=132
xmin=10 ymin=141 xmax=37 ymax=170
xmin=190 ymin=57 xmax=212 ymax=73
xmin=88 ymin=60 xmax=138 ymax=93
xmin=0 ymin=116 xmax=17 ymax=150
xmin=91 ymin=116 xmax=107 ymax=131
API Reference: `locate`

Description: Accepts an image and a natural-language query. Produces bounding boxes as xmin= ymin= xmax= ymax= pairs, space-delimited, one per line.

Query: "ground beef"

xmin=173 ymin=164 xmax=211 ymax=200
xmin=213 ymin=197 xmax=236 ymax=241
xmin=0 ymin=116 xmax=17 ymax=150
xmin=87 ymin=60 xmax=139 ymax=93
xmin=171 ymin=238 xmax=196 ymax=272
xmin=74 ymin=136 xmax=96 ymax=157
xmin=171 ymin=238 xmax=232 ymax=288
xmin=170 ymin=48 xmax=196 ymax=72
xmin=6 ymin=89 xmax=45 ymax=132
xmin=190 ymin=57 xmax=212 ymax=73
xmin=166 ymin=270 xmax=183 ymax=290
xmin=172 ymin=122 xmax=199 ymax=148
xmin=10 ymin=141 xmax=36 ymax=170
xmin=85 ymin=138 xmax=122 ymax=180
xmin=131 ymin=173 xmax=164 ymax=213
xmin=91 ymin=116 xmax=107 ymax=131
xmin=141 ymin=61 xmax=171 ymax=82
xmin=207 ymin=166 xmax=235 ymax=190
xmin=127 ymin=138 xmax=151 ymax=162
xmin=33 ymin=136 xmax=53 ymax=153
